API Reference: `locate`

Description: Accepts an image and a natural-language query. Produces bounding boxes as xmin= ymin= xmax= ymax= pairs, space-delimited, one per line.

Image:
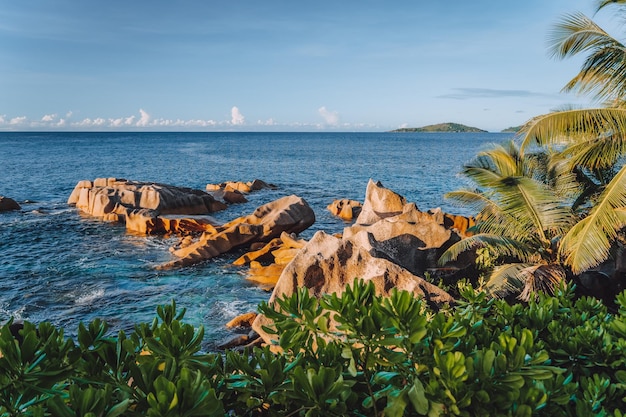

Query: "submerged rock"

xmin=0 ymin=197 xmax=21 ymax=212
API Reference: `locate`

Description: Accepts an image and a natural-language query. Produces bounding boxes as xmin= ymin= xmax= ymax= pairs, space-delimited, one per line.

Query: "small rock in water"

xmin=0 ymin=196 xmax=21 ymax=212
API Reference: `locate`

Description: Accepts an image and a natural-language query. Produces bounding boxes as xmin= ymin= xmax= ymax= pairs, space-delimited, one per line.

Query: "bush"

xmin=1 ymin=282 xmax=625 ymax=416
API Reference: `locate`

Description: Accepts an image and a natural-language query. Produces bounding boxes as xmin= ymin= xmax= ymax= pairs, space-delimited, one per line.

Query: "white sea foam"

xmin=213 ymin=300 xmax=248 ymax=320
xmin=75 ymin=288 xmax=105 ymax=305
xmin=0 ymin=305 xmax=26 ymax=322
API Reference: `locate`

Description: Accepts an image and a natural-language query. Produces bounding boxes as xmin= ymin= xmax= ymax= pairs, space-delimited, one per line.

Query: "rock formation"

xmin=0 ymin=197 xmax=21 ymax=212
xmin=234 ymin=232 xmax=308 ymax=289
xmin=252 ymin=179 xmax=474 ymax=347
xmin=206 ymin=180 xmax=277 ymax=205
xmin=327 ymin=199 xmax=362 ymax=221
xmin=158 ymin=195 xmax=315 ymax=269
xmin=67 ymin=178 xmax=227 ymax=234
xmin=252 ymin=230 xmax=455 ymax=345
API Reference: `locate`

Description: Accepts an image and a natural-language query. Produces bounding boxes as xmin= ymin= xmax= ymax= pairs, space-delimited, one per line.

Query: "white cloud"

xmin=231 ymin=106 xmax=245 ymax=125
xmin=10 ymin=116 xmax=27 ymax=125
xmin=257 ymin=118 xmax=276 ymax=126
xmin=318 ymin=106 xmax=339 ymax=125
xmin=42 ymin=114 xmax=56 ymax=122
xmin=137 ymin=109 xmax=150 ymax=127
xmin=66 ymin=111 xmax=73 ymax=118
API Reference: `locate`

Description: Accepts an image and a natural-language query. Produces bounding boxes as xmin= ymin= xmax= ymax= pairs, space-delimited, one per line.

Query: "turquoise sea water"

xmin=0 ymin=131 xmax=511 ymax=348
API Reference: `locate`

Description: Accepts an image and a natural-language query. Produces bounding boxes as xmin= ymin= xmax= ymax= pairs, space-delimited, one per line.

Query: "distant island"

xmin=501 ymin=126 xmax=522 ymax=133
xmin=391 ymin=122 xmax=487 ymax=133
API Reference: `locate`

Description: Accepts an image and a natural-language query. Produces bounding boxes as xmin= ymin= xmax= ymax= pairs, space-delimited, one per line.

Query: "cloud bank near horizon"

xmin=0 ymin=107 xmax=382 ymax=131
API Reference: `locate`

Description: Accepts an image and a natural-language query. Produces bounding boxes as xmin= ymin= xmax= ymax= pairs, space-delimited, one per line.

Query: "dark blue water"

xmin=0 ymin=131 xmax=511 ymax=347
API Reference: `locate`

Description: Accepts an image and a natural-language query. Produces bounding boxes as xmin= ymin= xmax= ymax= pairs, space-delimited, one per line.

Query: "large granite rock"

xmin=355 ymin=179 xmax=406 ymax=225
xmin=67 ymin=178 xmax=227 ymax=234
xmin=252 ymin=231 xmax=455 ymax=345
xmin=158 ymin=195 xmax=315 ymax=269
xmin=252 ymin=180 xmax=477 ymax=347
xmin=0 ymin=197 xmax=21 ymax=212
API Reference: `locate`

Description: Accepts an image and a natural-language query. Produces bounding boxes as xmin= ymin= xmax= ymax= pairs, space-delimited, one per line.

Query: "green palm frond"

xmin=517 ymin=264 xmax=567 ymax=302
xmin=483 ymin=263 xmax=567 ymax=301
xmin=560 ymin=133 xmax=626 ymax=170
xmin=438 ymin=233 xmax=536 ymax=266
xmin=549 ymin=12 xmax=626 ymax=102
xmin=545 ymin=155 xmax=585 ymax=201
xmin=462 ymin=165 xmax=508 ymax=189
xmin=559 ymin=164 xmax=626 ymax=273
xmin=493 ymin=176 xmax=574 ymax=242
xmin=445 ymin=189 xmax=500 ymax=218
xmin=520 ymin=108 xmax=626 ymax=150
xmin=463 ymin=141 xmax=528 ymax=186
xmin=482 ymin=263 xmax=533 ymax=298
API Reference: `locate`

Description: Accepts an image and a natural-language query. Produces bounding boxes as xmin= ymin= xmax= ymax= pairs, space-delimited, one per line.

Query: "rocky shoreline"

xmin=65 ymin=177 xmax=477 ymax=349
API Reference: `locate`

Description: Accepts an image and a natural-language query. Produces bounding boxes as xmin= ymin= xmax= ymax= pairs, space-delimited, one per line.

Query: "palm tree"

xmin=519 ymin=0 xmax=626 ymax=275
xmin=441 ymin=0 xmax=626 ymax=299
xmin=439 ymin=141 xmax=575 ymax=300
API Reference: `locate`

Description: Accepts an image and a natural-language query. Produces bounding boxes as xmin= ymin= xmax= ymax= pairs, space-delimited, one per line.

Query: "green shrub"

xmin=1 ymin=281 xmax=625 ymax=416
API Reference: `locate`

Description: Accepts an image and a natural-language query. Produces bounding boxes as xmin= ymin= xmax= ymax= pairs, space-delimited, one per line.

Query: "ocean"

xmin=0 ymin=131 xmax=512 ymax=348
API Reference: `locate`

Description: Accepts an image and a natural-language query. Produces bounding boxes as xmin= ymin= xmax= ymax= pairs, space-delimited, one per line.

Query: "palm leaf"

xmin=493 ymin=176 xmax=574 ymax=243
xmin=549 ymin=12 xmax=626 ymax=102
xmin=482 ymin=263 xmax=532 ymax=298
xmin=559 ymin=164 xmax=626 ymax=273
xmin=445 ymin=189 xmax=499 ymax=217
xmin=517 ymin=264 xmax=567 ymax=302
xmin=519 ymin=108 xmax=626 ymax=150
xmin=559 ymin=132 xmax=626 ymax=170
xmin=438 ymin=233 xmax=535 ymax=266
xmin=482 ymin=263 xmax=566 ymax=301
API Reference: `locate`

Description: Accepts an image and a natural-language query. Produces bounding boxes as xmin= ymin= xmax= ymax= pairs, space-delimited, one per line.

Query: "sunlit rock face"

xmin=158 ymin=195 xmax=315 ymax=269
xmin=252 ymin=180 xmax=476 ymax=347
xmin=327 ymin=199 xmax=362 ymax=221
xmin=67 ymin=178 xmax=227 ymax=234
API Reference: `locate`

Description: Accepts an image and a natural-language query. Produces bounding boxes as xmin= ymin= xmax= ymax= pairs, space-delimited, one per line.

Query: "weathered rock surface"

xmin=234 ymin=232 xmax=308 ymax=289
xmin=225 ymin=312 xmax=258 ymax=329
xmin=252 ymin=180 xmax=478 ymax=346
xmin=68 ymin=178 xmax=226 ymax=234
xmin=252 ymin=231 xmax=455 ymax=345
xmin=158 ymin=195 xmax=315 ymax=269
xmin=355 ymin=179 xmax=406 ymax=225
xmin=0 ymin=197 xmax=21 ymax=212
xmin=327 ymin=199 xmax=362 ymax=221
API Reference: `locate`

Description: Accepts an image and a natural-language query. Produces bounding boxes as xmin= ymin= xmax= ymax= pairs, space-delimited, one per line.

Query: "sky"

xmin=0 ymin=0 xmax=621 ymax=132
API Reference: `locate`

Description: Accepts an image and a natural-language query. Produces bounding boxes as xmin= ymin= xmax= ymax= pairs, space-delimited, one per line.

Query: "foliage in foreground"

xmin=1 ymin=281 xmax=626 ymax=416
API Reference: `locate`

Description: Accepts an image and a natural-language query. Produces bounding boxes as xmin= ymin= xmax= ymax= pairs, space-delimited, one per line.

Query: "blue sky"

xmin=0 ymin=0 xmax=617 ymax=132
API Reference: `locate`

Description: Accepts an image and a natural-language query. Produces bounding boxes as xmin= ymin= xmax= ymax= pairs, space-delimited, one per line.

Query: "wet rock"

xmin=226 ymin=312 xmax=258 ymax=329
xmin=0 ymin=196 xmax=21 ymax=212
